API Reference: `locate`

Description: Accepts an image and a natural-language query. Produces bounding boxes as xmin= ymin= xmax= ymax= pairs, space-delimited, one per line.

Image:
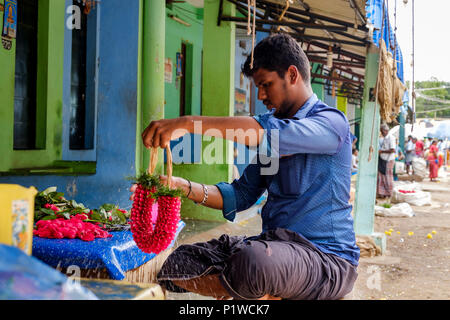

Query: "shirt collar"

xmin=292 ymin=94 xmax=318 ymax=120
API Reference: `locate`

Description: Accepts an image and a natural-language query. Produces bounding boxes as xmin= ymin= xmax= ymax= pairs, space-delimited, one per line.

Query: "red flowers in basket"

xmin=33 ymin=214 xmax=112 ymax=241
xmin=129 ymin=173 xmax=182 ymax=255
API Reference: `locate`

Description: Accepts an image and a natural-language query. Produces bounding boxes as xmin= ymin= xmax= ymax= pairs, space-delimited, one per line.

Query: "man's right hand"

xmin=142 ymin=117 xmax=192 ymax=149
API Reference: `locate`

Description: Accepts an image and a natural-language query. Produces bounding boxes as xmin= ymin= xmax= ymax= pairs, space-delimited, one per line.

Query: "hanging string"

xmin=276 ymin=0 xmax=291 ymax=32
xmin=247 ymin=0 xmax=257 ymax=69
xmin=247 ymin=0 xmax=251 ymax=34
xmin=411 ymin=0 xmax=415 ymax=130
xmin=391 ymin=0 xmax=398 ymax=123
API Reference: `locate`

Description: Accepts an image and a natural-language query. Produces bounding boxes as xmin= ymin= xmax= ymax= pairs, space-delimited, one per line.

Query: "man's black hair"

xmin=242 ymin=33 xmax=310 ymax=85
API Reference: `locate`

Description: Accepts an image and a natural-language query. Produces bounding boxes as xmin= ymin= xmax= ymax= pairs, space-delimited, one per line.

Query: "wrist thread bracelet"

xmin=186 ymin=179 xmax=192 ymax=198
xmin=199 ymin=184 xmax=208 ymax=205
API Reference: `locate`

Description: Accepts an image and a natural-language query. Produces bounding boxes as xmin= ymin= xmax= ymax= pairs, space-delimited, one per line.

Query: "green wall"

xmin=310 ymin=63 xmax=324 ymax=100
xmin=169 ymin=1 xmax=235 ymax=221
xmin=0 ymin=0 xmax=65 ymax=173
xmin=337 ymin=95 xmax=347 ymax=115
xmin=164 ymin=4 xmax=203 ymax=119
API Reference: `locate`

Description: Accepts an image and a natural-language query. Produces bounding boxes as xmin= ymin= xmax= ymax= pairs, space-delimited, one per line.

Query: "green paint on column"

xmin=175 ymin=0 xmax=235 ymax=221
xmin=354 ymin=44 xmax=381 ymax=236
xmin=337 ymin=96 xmax=347 ymax=115
xmin=140 ymin=0 xmax=166 ymax=175
xmin=0 ymin=4 xmax=15 ymax=171
xmin=310 ymin=63 xmax=324 ymax=100
xmin=0 ymin=0 xmax=65 ymax=172
xmin=399 ymin=107 xmax=405 ymax=154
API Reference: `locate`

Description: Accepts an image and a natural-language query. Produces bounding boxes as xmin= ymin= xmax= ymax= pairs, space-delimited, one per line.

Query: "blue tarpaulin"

xmin=32 ymin=221 xmax=185 ymax=280
xmin=0 ymin=244 xmax=98 ymax=300
xmin=366 ymin=0 xmax=405 ymax=84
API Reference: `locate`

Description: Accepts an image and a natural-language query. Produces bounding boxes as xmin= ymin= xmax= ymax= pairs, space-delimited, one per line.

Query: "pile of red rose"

xmin=33 ymin=213 xmax=112 ymax=242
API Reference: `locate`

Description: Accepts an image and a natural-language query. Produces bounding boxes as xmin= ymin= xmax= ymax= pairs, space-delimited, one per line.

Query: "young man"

xmin=405 ymin=135 xmax=415 ymax=175
xmin=377 ymin=124 xmax=396 ymax=198
xmin=136 ymin=34 xmax=359 ymax=300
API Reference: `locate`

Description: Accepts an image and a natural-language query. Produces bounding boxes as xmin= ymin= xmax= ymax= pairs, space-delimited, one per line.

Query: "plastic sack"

xmin=0 ymin=244 xmax=98 ymax=300
xmin=375 ymin=203 xmax=415 ymax=217
xmin=391 ymin=181 xmax=431 ymax=206
xmin=412 ymin=157 xmax=427 ymax=179
xmin=394 ymin=161 xmax=406 ymax=174
xmin=392 ymin=188 xmax=432 ymax=206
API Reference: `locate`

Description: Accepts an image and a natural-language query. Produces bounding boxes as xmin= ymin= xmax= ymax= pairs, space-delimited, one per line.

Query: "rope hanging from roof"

xmin=247 ymin=0 xmax=256 ymax=69
xmin=376 ymin=39 xmax=407 ymax=123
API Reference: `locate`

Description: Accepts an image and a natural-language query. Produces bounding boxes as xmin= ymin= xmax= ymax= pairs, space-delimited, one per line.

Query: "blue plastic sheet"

xmin=366 ymin=0 xmax=405 ymax=83
xmin=32 ymin=221 xmax=185 ymax=280
xmin=0 ymin=244 xmax=98 ymax=300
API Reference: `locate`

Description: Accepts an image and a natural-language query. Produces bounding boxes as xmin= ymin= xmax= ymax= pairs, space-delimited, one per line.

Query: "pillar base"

xmin=357 ymin=232 xmax=387 ymax=256
xmin=371 ymin=232 xmax=386 ymax=254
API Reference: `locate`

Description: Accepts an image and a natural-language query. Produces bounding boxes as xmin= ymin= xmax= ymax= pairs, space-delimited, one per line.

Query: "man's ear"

xmin=287 ymin=65 xmax=301 ymax=84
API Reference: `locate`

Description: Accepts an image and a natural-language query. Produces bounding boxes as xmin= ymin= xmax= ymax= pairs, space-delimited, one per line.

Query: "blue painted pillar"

xmin=353 ymin=44 xmax=386 ymax=251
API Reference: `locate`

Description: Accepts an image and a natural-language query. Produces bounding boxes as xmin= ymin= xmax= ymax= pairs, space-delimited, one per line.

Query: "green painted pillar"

xmin=337 ymin=96 xmax=347 ymax=115
xmin=173 ymin=0 xmax=235 ymax=221
xmin=399 ymin=105 xmax=406 ymax=154
xmin=353 ymin=44 xmax=386 ymax=251
xmin=138 ymin=0 xmax=166 ymax=175
xmin=311 ymin=63 xmax=324 ymax=101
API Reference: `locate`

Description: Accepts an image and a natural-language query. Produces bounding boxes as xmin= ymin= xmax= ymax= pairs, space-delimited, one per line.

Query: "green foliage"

xmin=127 ymin=171 xmax=160 ymax=189
xmin=34 ymin=187 xmax=129 ymax=226
xmin=414 ymin=78 xmax=450 ymax=118
xmin=129 ymin=171 xmax=184 ymax=199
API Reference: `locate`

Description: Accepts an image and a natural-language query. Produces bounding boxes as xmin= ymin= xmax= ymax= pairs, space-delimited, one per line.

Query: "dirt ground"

xmin=352 ymin=169 xmax=450 ymax=300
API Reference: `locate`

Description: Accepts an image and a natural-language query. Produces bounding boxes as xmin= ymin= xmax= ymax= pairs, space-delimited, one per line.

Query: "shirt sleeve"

xmin=215 ymin=160 xmax=267 ymax=222
xmin=253 ymin=110 xmax=348 ymax=156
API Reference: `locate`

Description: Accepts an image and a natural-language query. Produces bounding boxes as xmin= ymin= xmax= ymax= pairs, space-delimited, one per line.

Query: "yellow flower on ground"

xmin=408 ymin=231 xmax=414 ymax=236
xmin=397 ymin=231 xmax=401 ymax=234
xmin=427 ymin=233 xmax=433 ymax=239
xmin=431 ymin=230 xmax=437 ymax=235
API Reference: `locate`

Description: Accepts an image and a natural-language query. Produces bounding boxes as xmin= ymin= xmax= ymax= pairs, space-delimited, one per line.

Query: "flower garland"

xmin=130 ymin=147 xmax=183 ymax=254
xmin=130 ymin=173 xmax=181 ymax=254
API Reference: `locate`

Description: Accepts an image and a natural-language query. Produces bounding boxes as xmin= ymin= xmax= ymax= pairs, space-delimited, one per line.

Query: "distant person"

xmin=424 ymin=137 xmax=431 ymax=151
xmin=395 ymin=138 xmax=404 ymax=161
xmin=350 ymin=133 xmax=358 ymax=150
xmin=428 ymin=140 xmax=439 ymax=182
xmin=351 ymin=148 xmax=358 ymax=175
xmin=377 ymin=124 xmax=396 ymax=199
xmin=437 ymin=139 xmax=443 ymax=152
xmin=414 ymin=137 xmax=424 ymax=158
xmin=405 ymin=135 xmax=415 ymax=175
xmin=393 ymin=139 xmax=404 ymax=181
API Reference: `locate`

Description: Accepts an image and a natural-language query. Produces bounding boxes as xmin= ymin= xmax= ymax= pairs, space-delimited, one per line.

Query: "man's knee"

xmin=223 ymin=243 xmax=280 ymax=298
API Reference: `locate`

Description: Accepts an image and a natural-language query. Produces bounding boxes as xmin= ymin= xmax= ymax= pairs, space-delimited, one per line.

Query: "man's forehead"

xmin=252 ymin=68 xmax=280 ymax=84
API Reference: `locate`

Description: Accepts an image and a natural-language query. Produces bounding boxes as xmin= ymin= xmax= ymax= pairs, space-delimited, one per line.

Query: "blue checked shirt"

xmin=216 ymin=94 xmax=360 ymax=266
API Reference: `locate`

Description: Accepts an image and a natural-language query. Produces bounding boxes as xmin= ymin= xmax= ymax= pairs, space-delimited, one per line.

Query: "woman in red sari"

xmin=428 ymin=140 xmax=439 ymax=181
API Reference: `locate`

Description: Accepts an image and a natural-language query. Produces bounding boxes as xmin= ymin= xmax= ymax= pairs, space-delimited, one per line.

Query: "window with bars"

xmin=13 ymin=0 xmax=38 ymax=150
xmin=69 ymin=2 xmax=88 ymax=150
